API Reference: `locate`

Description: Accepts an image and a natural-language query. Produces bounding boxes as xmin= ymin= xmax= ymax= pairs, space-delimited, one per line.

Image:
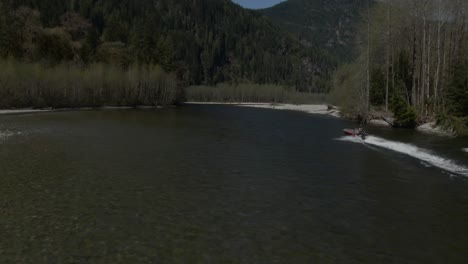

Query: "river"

xmin=1 ymin=105 xmax=468 ymax=263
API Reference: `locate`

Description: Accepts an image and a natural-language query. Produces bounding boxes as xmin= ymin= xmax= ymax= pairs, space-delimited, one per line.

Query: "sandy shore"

xmin=0 ymin=109 xmax=53 ymax=115
xmin=368 ymin=119 xmax=454 ymax=136
xmin=0 ymin=104 xmax=459 ymax=137
xmin=416 ymin=122 xmax=455 ymax=137
xmin=187 ymin=102 xmax=461 ymax=137
xmin=186 ymin=102 xmax=341 ymax=117
xmin=0 ymin=106 xmax=164 ymax=115
xmin=368 ymin=119 xmax=392 ymax=126
xmin=240 ymin=103 xmax=341 ymax=117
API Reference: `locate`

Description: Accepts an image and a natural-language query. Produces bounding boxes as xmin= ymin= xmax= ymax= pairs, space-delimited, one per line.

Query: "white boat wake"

xmin=0 ymin=130 xmax=20 ymax=142
xmin=338 ymin=135 xmax=468 ymax=177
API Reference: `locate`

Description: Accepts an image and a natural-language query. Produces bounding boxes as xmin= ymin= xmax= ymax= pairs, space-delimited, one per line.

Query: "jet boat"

xmin=343 ymin=128 xmax=368 ymax=140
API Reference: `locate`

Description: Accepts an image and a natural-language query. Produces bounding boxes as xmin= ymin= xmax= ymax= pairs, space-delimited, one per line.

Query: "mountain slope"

xmin=260 ymin=0 xmax=368 ymax=61
xmin=0 ymin=0 xmax=334 ymax=91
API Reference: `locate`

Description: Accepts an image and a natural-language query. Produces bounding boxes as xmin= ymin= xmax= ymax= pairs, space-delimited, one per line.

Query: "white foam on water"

xmin=0 ymin=130 xmax=19 ymax=142
xmin=463 ymin=148 xmax=468 ymax=153
xmin=338 ymin=135 xmax=468 ymax=177
xmin=420 ymin=161 xmax=432 ymax=168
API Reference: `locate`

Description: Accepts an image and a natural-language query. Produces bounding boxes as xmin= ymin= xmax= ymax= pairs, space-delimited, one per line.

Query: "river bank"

xmin=0 ymin=103 xmax=456 ymax=137
xmin=185 ymin=102 xmax=456 ymax=137
xmin=416 ymin=122 xmax=455 ymax=137
xmin=0 ymin=106 xmax=166 ymax=116
xmin=185 ymin=102 xmax=341 ymax=117
xmin=0 ymin=109 xmax=52 ymax=115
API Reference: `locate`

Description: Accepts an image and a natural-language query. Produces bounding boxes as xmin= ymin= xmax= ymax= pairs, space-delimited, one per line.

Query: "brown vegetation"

xmin=0 ymin=60 xmax=179 ymax=109
xmin=332 ymin=0 xmax=468 ymax=130
xmin=185 ymin=84 xmax=328 ymax=104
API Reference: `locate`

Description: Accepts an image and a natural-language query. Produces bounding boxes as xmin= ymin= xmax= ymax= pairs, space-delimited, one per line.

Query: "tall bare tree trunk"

xmin=391 ymin=45 xmax=395 ymax=98
xmin=385 ymin=3 xmax=390 ymax=111
xmin=426 ymin=26 xmax=431 ymax=116
xmin=420 ymin=15 xmax=426 ymax=114
xmin=441 ymin=30 xmax=448 ymax=112
xmin=434 ymin=0 xmax=442 ymax=112
xmin=411 ymin=23 xmax=417 ymax=107
xmin=366 ymin=0 xmax=371 ymax=113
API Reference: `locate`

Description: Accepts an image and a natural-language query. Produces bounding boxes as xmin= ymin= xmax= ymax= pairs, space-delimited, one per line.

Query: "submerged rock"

xmin=417 ymin=122 xmax=454 ymax=137
xmin=369 ymin=119 xmax=392 ymax=127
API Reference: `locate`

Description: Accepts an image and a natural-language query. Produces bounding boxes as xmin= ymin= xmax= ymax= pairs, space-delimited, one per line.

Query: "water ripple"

xmin=338 ymin=135 xmax=468 ymax=177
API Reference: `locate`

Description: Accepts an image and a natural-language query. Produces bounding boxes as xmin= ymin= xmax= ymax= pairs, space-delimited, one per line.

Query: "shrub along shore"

xmin=185 ymin=84 xmax=329 ymax=105
xmin=0 ymin=60 xmax=179 ymax=109
xmin=0 ymin=60 xmax=459 ymax=137
xmin=0 ymin=60 xmax=329 ymax=110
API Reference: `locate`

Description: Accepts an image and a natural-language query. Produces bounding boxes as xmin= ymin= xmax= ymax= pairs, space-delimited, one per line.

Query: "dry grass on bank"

xmin=0 ymin=60 xmax=178 ymax=109
xmin=185 ymin=84 xmax=329 ymax=104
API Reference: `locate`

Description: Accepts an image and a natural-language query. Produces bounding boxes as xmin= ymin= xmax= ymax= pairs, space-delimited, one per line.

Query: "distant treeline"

xmin=260 ymin=0 xmax=367 ymax=63
xmin=0 ymin=60 xmax=178 ymax=109
xmin=332 ymin=0 xmax=468 ymax=134
xmin=186 ymin=84 xmax=329 ymax=104
xmin=186 ymin=84 xmax=290 ymax=103
xmin=0 ymin=0 xmax=335 ymax=94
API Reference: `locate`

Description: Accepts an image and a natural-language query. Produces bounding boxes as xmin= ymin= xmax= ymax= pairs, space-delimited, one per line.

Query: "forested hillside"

xmin=260 ymin=0 xmax=368 ymax=62
xmin=332 ymin=0 xmax=468 ymax=134
xmin=0 ymin=0 xmax=335 ymax=93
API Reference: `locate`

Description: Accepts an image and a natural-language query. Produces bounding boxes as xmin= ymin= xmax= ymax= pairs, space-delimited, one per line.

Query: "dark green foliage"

xmin=60 ymin=12 xmax=91 ymax=40
xmin=0 ymin=0 xmax=333 ymax=92
xmin=395 ymin=51 xmax=412 ymax=94
xmin=95 ymin=42 xmax=131 ymax=67
xmin=370 ymin=68 xmax=385 ymax=106
xmin=156 ymin=36 xmax=175 ymax=71
xmin=0 ymin=60 xmax=179 ymax=109
xmin=434 ymin=59 xmax=468 ymax=136
xmin=392 ymin=95 xmax=417 ymax=128
xmin=392 ymin=51 xmax=412 ymax=105
xmin=36 ymin=28 xmax=74 ymax=63
xmin=186 ymin=84 xmax=291 ymax=103
xmin=447 ymin=61 xmax=468 ymax=118
xmin=436 ymin=113 xmax=467 ymax=136
xmin=260 ymin=0 xmax=369 ymax=62
xmin=185 ymin=84 xmax=328 ymax=104
xmin=103 ymin=11 xmax=128 ymax=43
xmin=0 ymin=6 xmax=42 ymax=59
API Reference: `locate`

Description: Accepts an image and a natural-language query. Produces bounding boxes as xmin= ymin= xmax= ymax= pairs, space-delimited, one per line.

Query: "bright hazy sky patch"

xmin=232 ymin=0 xmax=286 ymax=9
